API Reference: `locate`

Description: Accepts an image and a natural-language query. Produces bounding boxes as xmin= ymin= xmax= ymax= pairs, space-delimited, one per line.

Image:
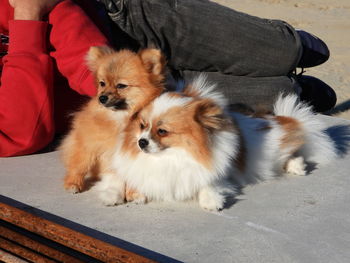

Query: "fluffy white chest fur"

xmin=113 ymin=130 xmax=238 ymax=202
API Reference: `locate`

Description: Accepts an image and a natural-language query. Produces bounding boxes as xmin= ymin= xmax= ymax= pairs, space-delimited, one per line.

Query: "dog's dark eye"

xmin=140 ymin=123 xmax=145 ymax=130
xmin=157 ymin=129 xmax=168 ymax=137
xmin=99 ymin=81 xmax=105 ymax=87
xmin=116 ymin=83 xmax=127 ymax=89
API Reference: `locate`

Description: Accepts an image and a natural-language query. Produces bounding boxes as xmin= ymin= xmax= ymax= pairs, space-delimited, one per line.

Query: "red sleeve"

xmin=0 ymin=21 xmax=55 ymax=157
xmin=48 ymin=0 xmax=109 ymax=97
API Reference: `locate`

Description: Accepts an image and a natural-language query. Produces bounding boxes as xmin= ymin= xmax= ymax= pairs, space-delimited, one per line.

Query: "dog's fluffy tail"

xmin=273 ymin=94 xmax=337 ymax=164
xmin=183 ymin=74 xmax=228 ymax=109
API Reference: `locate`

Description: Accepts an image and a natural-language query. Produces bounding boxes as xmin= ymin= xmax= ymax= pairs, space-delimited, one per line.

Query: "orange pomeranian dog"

xmin=60 ymin=46 xmax=165 ymax=204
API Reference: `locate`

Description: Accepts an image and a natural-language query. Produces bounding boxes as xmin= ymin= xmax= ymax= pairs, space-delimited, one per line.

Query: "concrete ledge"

xmin=1 ymin=116 xmax=350 ymax=262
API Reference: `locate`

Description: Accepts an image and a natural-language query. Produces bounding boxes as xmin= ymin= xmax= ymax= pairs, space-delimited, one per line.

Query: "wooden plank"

xmin=0 ymin=225 xmax=84 ymax=263
xmin=0 ymin=237 xmax=55 ymax=263
xmin=0 ymin=202 xmax=157 ymax=263
xmin=0 ymin=249 xmax=28 ymax=263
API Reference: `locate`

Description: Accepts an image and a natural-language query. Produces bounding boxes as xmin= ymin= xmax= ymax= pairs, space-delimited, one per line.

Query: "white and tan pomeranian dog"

xmin=94 ymin=75 xmax=338 ymax=210
xmin=60 ymin=46 xmax=165 ymax=203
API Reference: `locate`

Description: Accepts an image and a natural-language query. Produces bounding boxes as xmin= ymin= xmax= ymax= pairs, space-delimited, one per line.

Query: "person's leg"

xmin=100 ymin=0 xmax=335 ymax=112
xmin=102 ymin=0 xmax=302 ymax=77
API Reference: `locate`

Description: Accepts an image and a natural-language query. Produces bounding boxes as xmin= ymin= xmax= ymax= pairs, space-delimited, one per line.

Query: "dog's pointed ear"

xmin=193 ymin=99 xmax=226 ymax=131
xmin=139 ymin=48 xmax=166 ymax=76
xmin=86 ymin=46 xmax=114 ymax=72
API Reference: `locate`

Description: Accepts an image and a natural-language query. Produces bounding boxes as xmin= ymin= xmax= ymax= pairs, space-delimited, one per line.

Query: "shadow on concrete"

xmin=224 ymin=196 xmax=242 ymax=210
xmin=325 ymin=99 xmax=350 ymax=116
xmin=325 ymin=124 xmax=350 ymax=157
xmin=305 ymin=162 xmax=318 ymax=175
xmin=0 ymin=195 xmax=182 ymax=263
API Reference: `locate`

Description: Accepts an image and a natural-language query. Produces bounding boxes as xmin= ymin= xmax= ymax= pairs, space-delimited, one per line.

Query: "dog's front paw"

xmin=93 ymin=173 xmax=126 ymax=206
xmin=126 ymin=187 xmax=147 ymax=204
xmin=129 ymin=195 xmax=147 ymax=204
xmin=64 ymin=176 xmax=84 ymax=194
xmin=99 ymin=190 xmax=125 ymax=206
xmin=65 ymin=184 xmax=81 ymax=194
xmin=198 ymin=187 xmax=225 ymax=211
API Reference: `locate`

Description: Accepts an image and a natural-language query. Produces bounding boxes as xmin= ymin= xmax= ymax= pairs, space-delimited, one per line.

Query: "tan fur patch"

xmin=183 ymin=84 xmax=199 ymax=97
xmin=193 ymin=99 xmax=225 ymax=131
xmin=151 ymin=104 xmax=214 ymax=169
xmin=121 ymin=117 xmax=142 ymax=158
xmin=275 ymin=116 xmax=305 ymax=154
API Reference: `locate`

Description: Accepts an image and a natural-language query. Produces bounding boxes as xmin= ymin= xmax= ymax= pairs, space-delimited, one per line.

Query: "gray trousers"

xmin=104 ymin=0 xmax=303 ymax=109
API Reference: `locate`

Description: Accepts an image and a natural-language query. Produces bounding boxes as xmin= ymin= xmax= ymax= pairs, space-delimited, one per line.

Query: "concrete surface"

xmin=1 ymin=116 xmax=350 ymax=263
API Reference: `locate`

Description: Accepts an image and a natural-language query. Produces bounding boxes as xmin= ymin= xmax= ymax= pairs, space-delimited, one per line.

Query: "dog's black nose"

xmin=138 ymin=138 xmax=149 ymax=149
xmin=99 ymin=95 xmax=108 ymax=104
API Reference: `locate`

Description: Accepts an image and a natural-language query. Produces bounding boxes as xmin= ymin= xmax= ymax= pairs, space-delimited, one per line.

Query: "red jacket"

xmin=0 ymin=0 xmax=108 ymax=157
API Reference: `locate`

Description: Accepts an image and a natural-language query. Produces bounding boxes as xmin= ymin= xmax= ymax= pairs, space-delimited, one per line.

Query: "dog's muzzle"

xmin=99 ymin=95 xmax=108 ymax=104
xmin=99 ymin=95 xmax=127 ymax=110
xmin=138 ymin=138 xmax=149 ymax=150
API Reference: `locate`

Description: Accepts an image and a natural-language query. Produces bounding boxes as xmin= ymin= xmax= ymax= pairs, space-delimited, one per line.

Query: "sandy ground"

xmin=212 ymin=0 xmax=350 ymax=120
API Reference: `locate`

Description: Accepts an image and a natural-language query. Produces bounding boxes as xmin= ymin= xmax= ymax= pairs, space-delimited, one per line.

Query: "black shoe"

xmin=297 ymin=30 xmax=330 ymax=68
xmin=296 ymin=75 xmax=336 ymax=112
